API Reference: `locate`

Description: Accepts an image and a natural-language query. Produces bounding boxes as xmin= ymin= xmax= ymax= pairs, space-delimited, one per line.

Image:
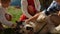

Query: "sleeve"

xmin=21 ymin=0 xmax=32 ymax=18
xmin=34 ymin=0 xmax=41 ymax=11
xmin=47 ymin=1 xmax=58 ymax=12
xmin=43 ymin=1 xmax=58 ymax=15
xmin=0 ymin=7 xmax=13 ymax=27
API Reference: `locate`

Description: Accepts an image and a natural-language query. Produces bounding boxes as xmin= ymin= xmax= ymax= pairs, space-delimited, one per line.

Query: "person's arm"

xmin=0 ymin=7 xmax=15 ymax=27
xmin=45 ymin=0 xmax=58 ymax=15
xmin=25 ymin=13 xmax=40 ymax=23
xmin=47 ymin=1 xmax=57 ymax=11
xmin=21 ymin=0 xmax=32 ymax=18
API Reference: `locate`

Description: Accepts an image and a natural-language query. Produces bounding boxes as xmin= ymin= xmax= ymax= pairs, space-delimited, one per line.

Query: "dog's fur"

xmin=46 ymin=13 xmax=60 ymax=33
xmin=21 ymin=11 xmax=60 ymax=34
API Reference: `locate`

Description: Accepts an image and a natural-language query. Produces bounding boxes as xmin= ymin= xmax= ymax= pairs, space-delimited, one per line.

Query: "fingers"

xmin=25 ymin=20 xmax=29 ymax=24
xmin=37 ymin=12 xmax=46 ymax=22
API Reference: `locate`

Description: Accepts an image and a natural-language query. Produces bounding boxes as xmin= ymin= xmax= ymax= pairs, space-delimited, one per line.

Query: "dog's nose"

xmin=26 ymin=27 xmax=33 ymax=31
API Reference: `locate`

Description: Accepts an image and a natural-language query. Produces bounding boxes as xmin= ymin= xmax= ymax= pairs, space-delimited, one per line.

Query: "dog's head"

xmin=16 ymin=21 xmax=35 ymax=34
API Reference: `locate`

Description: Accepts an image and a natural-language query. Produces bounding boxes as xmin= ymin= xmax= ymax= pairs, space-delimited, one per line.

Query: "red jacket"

xmin=27 ymin=0 xmax=37 ymax=16
xmin=19 ymin=0 xmax=37 ymax=21
xmin=19 ymin=14 xmax=27 ymax=21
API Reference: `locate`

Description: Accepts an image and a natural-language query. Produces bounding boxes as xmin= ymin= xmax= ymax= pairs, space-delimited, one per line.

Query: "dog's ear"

xmin=16 ymin=21 xmax=23 ymax=25
xmin=16 ymin=21 xmax=18 ymax=23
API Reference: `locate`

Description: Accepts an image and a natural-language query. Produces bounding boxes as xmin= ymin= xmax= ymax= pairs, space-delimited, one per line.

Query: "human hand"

xmin=25 ymin=20 xmax=30 ymax=24
xmin=37 ymin=12 xmax=47 ymax=22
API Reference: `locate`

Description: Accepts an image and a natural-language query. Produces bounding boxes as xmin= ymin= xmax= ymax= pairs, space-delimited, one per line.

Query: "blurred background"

xmin=0 ymin=0 xmax=53 ymax=34
xmin=7 ymin=0 xmax=22 ymax=23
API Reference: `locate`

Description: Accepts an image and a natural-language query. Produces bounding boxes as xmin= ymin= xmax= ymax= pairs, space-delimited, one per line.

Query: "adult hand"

xmin=37 ymin=11 xmax=47 ymax=22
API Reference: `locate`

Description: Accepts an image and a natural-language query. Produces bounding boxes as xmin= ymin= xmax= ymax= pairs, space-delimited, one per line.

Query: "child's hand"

xmin=25 ymin=20 xmax=30 ymax=24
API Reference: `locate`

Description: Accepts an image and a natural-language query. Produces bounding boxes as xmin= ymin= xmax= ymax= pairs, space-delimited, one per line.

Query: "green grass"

xmin=8 ymin=6 xmax=22 ymax=23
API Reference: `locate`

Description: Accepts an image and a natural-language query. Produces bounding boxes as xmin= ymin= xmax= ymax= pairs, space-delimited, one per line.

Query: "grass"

xmin=7 ymin=6 xmax=22 ymax=23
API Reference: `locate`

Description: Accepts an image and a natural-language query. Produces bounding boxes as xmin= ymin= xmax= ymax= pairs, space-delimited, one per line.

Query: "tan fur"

xmin=21 ymin=11 xmax=60 ymax=34
xmin=46 ymin=12 xmax=60 ymax=33
xmin=47 ymin=11 xmax=60 ymax=26
xmin=21 ymin=20 xmax=49 ymax=34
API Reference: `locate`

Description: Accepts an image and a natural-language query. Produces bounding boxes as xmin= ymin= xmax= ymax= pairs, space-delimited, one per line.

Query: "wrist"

xmin=42 ymin=9 xmax=50 ymax=16
xmin=45 ymin=11 xmax=50 ymax=16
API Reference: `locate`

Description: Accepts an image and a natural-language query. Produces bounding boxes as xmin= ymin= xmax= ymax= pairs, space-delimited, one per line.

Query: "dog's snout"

xmin=26 ymin=27 xmax=33 ymax=31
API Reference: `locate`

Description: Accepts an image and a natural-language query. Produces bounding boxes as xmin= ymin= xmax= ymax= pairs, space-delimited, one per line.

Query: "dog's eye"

xmin=26 ymin=27 xmax=33 ymax=31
